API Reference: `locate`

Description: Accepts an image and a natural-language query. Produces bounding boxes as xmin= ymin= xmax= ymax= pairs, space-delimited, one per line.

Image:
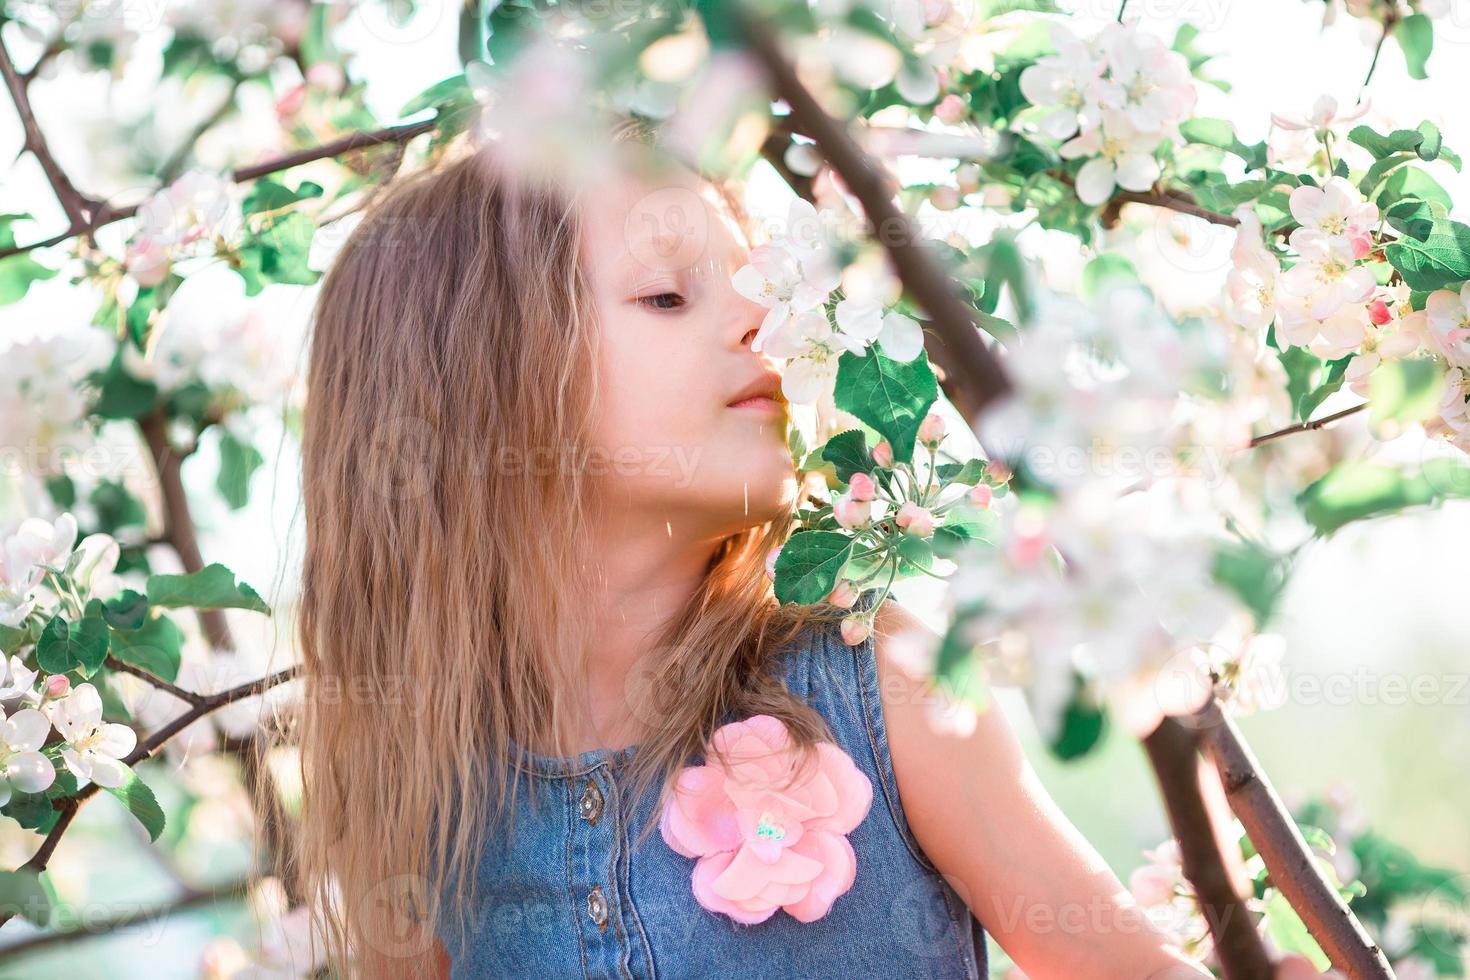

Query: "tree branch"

xmin=0 ymin=665 xmax=300 ymax=931
xmin=0 ymin=36 xmax=99 ymax=228
xmin=0 ymin=118 xmax=439 ymax=260
xmin=1195 ymin=700 xmax=1394 ymax=978
xmin=732 ymin=9 xmax=1012 ymax=427
xmin=0 ymin=878 xmax=249 ymax=957
xmin=1142 ymin=717 xmax=1274 ymax=980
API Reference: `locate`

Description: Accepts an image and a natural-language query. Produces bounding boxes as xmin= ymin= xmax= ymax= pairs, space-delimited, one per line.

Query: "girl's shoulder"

xmin=768 ymin=590 xmax=942 ymax=876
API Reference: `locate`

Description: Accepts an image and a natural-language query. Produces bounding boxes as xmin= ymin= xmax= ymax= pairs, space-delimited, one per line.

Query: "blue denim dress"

xmin=438 ymin=592 xmax=989 ymax=978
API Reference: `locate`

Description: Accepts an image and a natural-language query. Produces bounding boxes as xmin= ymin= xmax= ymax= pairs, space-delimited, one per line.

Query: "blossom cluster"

xmin=1 ymin=515 xmax=137 ymax=803
xmin=952 ymin=288 xmax=1255 ymax=737
xmin=732 ymin=200 xmax=924 ymax=404
xmin=1224 ymin=178 xmax=1470 ymax=451
xmin=1018 ymin=21 xmax=1198 ymax=206
xmin=124 ymin=170 xmax=241 ymax=289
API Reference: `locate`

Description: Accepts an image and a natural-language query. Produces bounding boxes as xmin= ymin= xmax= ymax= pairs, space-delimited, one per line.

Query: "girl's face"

xmin=580 ymin=164 xmax=797 ymax=538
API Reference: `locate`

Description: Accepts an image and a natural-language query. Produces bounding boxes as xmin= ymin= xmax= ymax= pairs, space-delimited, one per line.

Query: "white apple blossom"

xmin=1093 ymin=22 xmax=1198 ymax=136
xmin=1425 ymin=282 xmax=1470 ymax=367
xmin=0 ymin=330 xmax=107 ymax=470
xmin=0 ymin=704 xmax=56 ymax=805
xmin=1288 ymin=177 xmax=1377 ymax=255
xmin=732 ymin=241 xmax=841 ymax=354
xmin=1018 ymin=23 xmax=1108 ymax=140
xmin=126 ymin=169 xmax=241 ymax=286
xmin=4 ymin=513 xmax=78 ymax=593
xmin=0 ymin=655 xmax=39 ymax=702
xmin=1223 ymin=207 xmax=1280 ymax=331
xmin=1060 ymin=110 xmax=1163 ymax=206
xmin=53 ymin=682 xmax=137 ymax=788
xmin=1019 ymin=21 xmax=1195 ymax=207
xmin=1277 ymin=227 xmax=1377 ymax=322
xmin=1270 ymin=94 xmax=1371 ymax=134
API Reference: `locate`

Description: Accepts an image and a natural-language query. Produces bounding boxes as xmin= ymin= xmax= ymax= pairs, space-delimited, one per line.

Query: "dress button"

xmin=587 ymin=885 xmax=608 ymax=930
xmin=579 ymin=780 xmax=604 ymax=824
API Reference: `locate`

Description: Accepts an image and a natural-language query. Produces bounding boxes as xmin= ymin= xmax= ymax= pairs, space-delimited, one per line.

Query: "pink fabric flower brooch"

xmin=657 ymin=714 xmax=874 ymax=925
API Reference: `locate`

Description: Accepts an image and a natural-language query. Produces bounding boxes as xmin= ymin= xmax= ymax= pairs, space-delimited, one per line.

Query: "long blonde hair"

xmin=286 ymin=129 xmax=853 ymax=976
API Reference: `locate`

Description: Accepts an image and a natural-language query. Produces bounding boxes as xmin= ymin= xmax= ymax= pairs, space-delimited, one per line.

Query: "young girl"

xmin=289 ymin=124 xmax=1307 ymax=979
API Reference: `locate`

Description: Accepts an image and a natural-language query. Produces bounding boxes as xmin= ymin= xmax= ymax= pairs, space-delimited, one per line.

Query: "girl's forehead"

xmin=594 ymin=170 xmax=749 ymax=279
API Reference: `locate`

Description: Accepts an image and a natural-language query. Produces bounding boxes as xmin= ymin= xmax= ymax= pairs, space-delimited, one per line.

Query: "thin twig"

xmin=0 ymin=37 xmax=99 ymax=227
xmin=104 ymin=656 xmax=205 ymax=707
xmin=0 ymin=118 xmax=439 ymax=260
xmin=1249 ymin=403 xmax=1368 ymax=448
xmin=0 ymin=878 xmax=249 ymax=957
xmin=1196 ymin=700 xmax=1394 ymax=978
xmin=0 ymin=665 xmax=300 ymax=930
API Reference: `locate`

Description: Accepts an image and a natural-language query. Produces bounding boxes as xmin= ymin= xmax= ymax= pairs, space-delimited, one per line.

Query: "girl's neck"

xmin=563 ymin=507 xmax=721 ymax=756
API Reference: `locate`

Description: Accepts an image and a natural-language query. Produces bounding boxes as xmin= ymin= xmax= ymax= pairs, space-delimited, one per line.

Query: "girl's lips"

xmin=728 ymin=395 xmax=786 ymax=414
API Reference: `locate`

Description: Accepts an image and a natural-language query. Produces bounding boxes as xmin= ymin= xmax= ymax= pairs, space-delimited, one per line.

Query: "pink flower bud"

xmin=828 ymin=580 xmax=859 ymax=609
xmin=44 ymin=675 xmax=70 ymax=699
xmin=1349 ymin=229 xmax=1373 ymax=260
xmin=917 ymin=412 xmax=946 ymax=445
xmin=765 ymin=546 xmax=781 ymax=582
xmin=848 ymin=472 xmax=876 ymax=502
xmin=1368 ymin=299 xmax=1391 ymax=326
xmin=840 ymin=614 xmax=872 ymax=646
xmin=896 ymin=502 xmax=935 ymax=537
xmin=985 ymin=459 xmax=1011 ymax=483
xmin=872 ymin=441 xmax=893 ymax=468
xmin=832 ymin=495 xmax=872 ymax=530
xmin=969 ymin=484 xmax=993 ymax=509
xmin=1008 ymin=528 xmax=1049 ymax=565
xmin=934 ymin=94 xmax=967 ymax=125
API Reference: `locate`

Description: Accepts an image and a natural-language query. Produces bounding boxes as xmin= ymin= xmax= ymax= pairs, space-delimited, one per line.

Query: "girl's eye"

xmin=638 ymin=292 xmax=686 ymax=311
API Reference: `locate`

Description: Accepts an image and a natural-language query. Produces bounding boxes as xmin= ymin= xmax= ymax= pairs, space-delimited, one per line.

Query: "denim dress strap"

xmin=437 ymin=588 xmax=989 ymax=979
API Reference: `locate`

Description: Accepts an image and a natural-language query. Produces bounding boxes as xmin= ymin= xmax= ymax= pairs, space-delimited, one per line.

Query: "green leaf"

xmin=146 ymin=563 xmax=271 ymax=614
xmin=1049 ymin=675 xmax=1107 ymax=761
xmin=1298 ymin=461 xmax=1470 ymax=535
xmin=1383 ymin=217 xmax=1470 ymax=291
xmin=1178 ymin=118 xmax=1266 ymax=169
xmin=834 ymin=348 xmax=939 ymax=464
xmin=1263 ymin=889 xmax=1331 ymax=969
xmin=933 ymin=505 xmax=998 ymax=559
xmin=36 ymin=615 xmax=110 ymax=677
xmin=1213 ymin=541 xmax=1288 ymax=625
xmin=89 ymin=351 xmax=159 ymax=421
xmin=400 ymin=73 xmax=473 ymax=119
xmin=101 ymin=589 xmax=149 ymax=631
xmin=820 ymin=430 xmax=878 ymax=482
xmin=935 ymin=459 xmax=988 ymax=485
xmin=0 ymin=214 xmax=59 ymax=304
xmin=1298 ymin=356 xmax=1351 ymax=421
xmin=0 ymin=869 xmax=52 ymax=927
xmin=109 ymin=612 xmax=184 ymax=682
xmin=773 ymin=531 xmax=854 ymax=605
xmin=895 ymin=533 xmax=933 ymax=571
xmin=91 ymin=479 xmax=148 ymax=531
xmin=1348 ymin=124 xmax=1429 ymax=160
xmin=102 ymin=766 xmax=166 ymax=842
xmin=242 ymin=178 xmax=323 ymax=216
xmin=1415 ymin=120 xmax=1442 ymax=162
xmin=216 ymin=430 xmax=265 ymax=510
xmin=0 ymin=622 xmax=30 ymax=654
xmin=1368 ymin=357 xmax=1444 ymax=426
xmin=1079 ymin=253 xmax=1137 ymax=299
xmin=1393 ymin=13 xmax=1433 ymax=81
